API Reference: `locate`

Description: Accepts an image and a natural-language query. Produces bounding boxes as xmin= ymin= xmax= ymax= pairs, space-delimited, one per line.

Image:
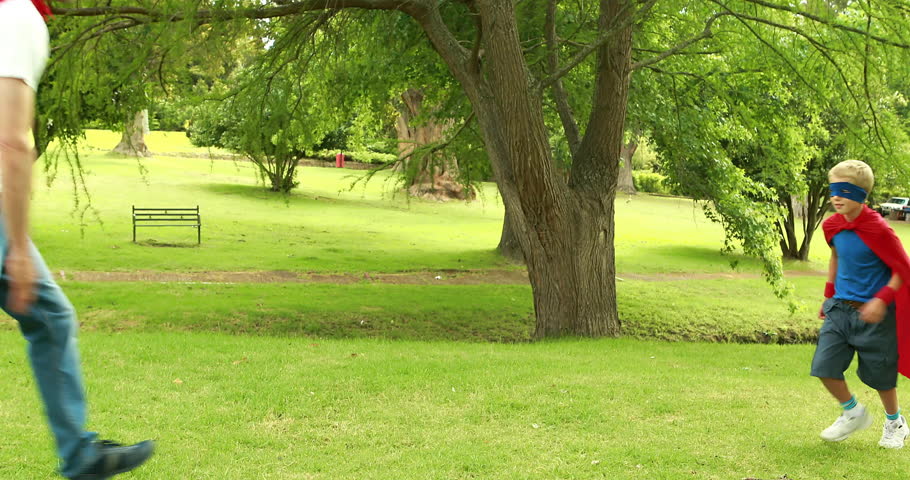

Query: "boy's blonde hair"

xmin=829 ymin=160 xmax=874 ymax=192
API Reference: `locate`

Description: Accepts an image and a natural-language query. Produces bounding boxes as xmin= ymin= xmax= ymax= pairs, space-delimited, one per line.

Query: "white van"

xmin=880 ymin=197 xmax=910 ymax=215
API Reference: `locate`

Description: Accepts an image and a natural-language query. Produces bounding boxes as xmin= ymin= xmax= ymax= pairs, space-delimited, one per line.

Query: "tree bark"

xmin=112 ymin=109 xmax=151 ymax=157
xmin=396 ymin=88 xmax=475 ymax=201
xmin=617 ymin=139 xmax=637 ymax=194
xmin=497 ymin=204 xmax=524 ymax=263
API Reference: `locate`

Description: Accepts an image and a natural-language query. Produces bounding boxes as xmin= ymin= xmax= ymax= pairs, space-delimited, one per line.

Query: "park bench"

xmin=132 ymin=206 xmax=201 ymax=244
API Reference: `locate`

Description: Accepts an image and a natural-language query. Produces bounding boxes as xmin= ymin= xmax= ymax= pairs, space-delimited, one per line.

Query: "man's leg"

xmin=0 ymin=229 xmax=100 ymax=477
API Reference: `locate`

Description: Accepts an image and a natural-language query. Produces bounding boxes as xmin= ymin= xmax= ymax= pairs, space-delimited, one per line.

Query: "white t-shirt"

xmin=0 ymin=0 xmax=50 ymax=91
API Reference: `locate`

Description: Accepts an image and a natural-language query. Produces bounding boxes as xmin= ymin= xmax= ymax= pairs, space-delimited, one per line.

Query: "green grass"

xmin=0 ymin=331 xmax=906 ymax=479
xmin=0 ymin=275 xmax=820 ymax=344
xmin=35 ymin=130 xmax=825 ymax=275
xmin=36 ymin=140 xmax=509 ymax=273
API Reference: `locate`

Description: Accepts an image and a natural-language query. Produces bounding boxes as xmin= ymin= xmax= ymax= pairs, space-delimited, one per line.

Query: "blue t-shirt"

xmin=832 ymin=230 xmax=891 ymax=302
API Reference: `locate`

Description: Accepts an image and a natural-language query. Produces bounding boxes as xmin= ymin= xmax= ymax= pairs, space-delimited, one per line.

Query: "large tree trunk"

xmin=112 ymin=110 xmax=151 ymax=157
xmin=617 ymin=138 xmax=637 ymax=194
xmin=414 ymin=1 xmax=633 ymax=337
xmin=396 ymin=89 xmax=475 ymax=201
xmin=497 ymin=205 xmax=524 ymax=263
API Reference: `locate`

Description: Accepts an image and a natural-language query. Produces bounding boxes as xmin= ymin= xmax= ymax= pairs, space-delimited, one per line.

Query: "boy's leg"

xmin=879 ymin=388 xmax=899 ymax=416
xmin=877 ymin=388 xmax=908 ymax=449
xmin=820 ymin=377 xmax=853 ymax=403
xmin=812 ymin=300 xmax=874 ymax=441
xmin=0 ymin=234 xmax=99 ymax=476
xmin=853 ymin=306 xmax=907 ymax=448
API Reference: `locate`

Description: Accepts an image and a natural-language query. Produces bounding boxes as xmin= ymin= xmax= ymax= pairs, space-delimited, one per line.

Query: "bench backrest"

xmin=132 ymin=206 xmax=200 ymax=223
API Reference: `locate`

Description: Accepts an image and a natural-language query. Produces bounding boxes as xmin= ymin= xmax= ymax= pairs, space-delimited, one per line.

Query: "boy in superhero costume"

xmin=814 ymin=159 xmax=910 ymax=448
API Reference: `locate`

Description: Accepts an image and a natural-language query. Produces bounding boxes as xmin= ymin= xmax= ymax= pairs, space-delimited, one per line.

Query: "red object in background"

xmin=335 ymin=152 xmax=346 ymax=168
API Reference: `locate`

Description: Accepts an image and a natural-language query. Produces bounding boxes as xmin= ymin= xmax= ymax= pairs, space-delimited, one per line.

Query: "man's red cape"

xmin=823 ymin=205 xmax=910 ymax=378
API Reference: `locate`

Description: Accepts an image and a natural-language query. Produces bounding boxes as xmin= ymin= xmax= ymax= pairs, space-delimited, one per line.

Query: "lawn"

xmin=1 ymin=131 xmax=905 ymax=479
xmin=0 ymin=332 xmax=906 ymax=479
xmin=36 ymin=131 xmax=825 ymax=275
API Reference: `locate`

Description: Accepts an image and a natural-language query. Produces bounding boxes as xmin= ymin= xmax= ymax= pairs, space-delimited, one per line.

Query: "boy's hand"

xmin=818 ymin=303 xmax=826 ymax=319
xmin=860 ymin=298 xmax=888 ymax=324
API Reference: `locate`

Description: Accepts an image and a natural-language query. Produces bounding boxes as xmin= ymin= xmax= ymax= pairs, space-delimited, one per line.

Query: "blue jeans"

xmin=0 ymin=224 xmax=98 ymax=477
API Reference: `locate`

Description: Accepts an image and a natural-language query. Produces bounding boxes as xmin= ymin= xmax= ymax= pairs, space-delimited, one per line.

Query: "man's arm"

xmin=0 ymin=78 xmax=37 ymax=314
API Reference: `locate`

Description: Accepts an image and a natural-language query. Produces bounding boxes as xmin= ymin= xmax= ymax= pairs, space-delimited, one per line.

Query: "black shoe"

xmin=70 ymin=440 xmax=155 ymax=479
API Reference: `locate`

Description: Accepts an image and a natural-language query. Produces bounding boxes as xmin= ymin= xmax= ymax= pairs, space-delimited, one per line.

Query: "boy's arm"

xmin=820 ymin=247 xmax=837 ymax=318
xmin=827 ymin=247 xmax=837 ymax=284
xmin=860 ymin=273 xmax=902 ymax=324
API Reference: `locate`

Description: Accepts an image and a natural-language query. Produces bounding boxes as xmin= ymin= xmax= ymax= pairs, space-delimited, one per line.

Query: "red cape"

xmin=823 ymin=205 xmax=910 ymax=378
xmin=32 ymin=0 xmax=51 ymax=19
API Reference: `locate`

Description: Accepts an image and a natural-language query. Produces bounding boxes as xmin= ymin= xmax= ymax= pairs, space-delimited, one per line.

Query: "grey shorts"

xmin=811 ymin=298 xmax=898 ymax=390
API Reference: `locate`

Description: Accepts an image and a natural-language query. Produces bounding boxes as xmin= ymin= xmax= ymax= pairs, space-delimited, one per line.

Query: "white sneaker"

xmin=879 ymin=415 xmax=910 ymax=449
xmin=820 ymin=407 xmax=874 ymax=442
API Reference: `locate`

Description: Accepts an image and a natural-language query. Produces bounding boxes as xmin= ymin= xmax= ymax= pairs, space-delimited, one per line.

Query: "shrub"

xmin=632 ymin=170 xmax=671 ymax=194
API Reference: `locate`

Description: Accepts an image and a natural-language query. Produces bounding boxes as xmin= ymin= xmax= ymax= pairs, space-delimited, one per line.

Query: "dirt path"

xmin=53 ymin=269 xmax=825 ymax=285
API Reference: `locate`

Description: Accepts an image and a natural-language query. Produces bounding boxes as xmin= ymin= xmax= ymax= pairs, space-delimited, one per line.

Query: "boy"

xmin=813 ymin=159 xmax=910 ymax=448
xmin=0 ymin=0 xmax=154 ymax=477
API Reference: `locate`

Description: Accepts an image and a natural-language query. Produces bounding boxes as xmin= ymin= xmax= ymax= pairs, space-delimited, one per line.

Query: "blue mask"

xmin=829 ymin=182 xmax=867 ymax=203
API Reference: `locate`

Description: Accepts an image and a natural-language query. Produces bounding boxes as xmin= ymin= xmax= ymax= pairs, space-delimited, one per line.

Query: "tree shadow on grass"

xmin=134 ymin=239 xmax=199 ymax=248
xmin=195 ymin=182 xmax=427 ymax=213
xmin=200 ymin=183 xmax=293 ymax=200
xmin=619 ymin=244 xmax=766 ymax=273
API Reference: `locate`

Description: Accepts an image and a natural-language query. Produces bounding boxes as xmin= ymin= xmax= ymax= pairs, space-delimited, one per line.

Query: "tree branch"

xmin=546 ymin=0 xmax=580 ymax=155
xmin=538 ymin=0 xmax=658 ymax=91
xmin=631 ymin=12 xmax=733 ymax=71
xmin=739 ymin=0 xmax=910 ymax=49
xmin=53 ymin=0 xmax=426 ymax=19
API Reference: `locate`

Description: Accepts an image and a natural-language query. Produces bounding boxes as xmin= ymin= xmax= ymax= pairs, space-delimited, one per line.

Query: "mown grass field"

xmin=1 ymin=131 xmax=907 ymax=479
xmin=1 ymin=334 xmax=907 ymax=480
